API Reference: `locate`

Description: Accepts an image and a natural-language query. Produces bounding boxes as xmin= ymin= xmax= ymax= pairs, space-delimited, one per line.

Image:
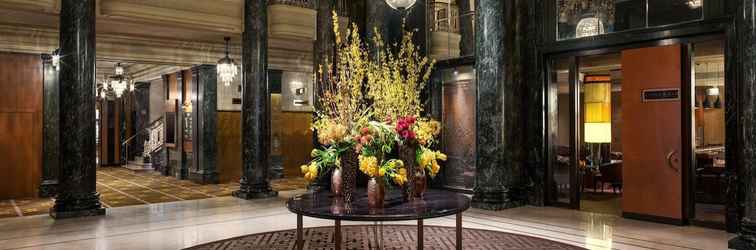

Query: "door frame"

xmin=545 ymin=34 xmax=726 ymax=227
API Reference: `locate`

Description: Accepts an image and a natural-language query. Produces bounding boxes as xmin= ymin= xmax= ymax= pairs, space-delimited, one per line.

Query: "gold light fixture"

xmin=584 ymin=75 xmax=612 ymax=143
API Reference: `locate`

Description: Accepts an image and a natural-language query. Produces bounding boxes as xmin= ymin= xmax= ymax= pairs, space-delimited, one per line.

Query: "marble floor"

xmin=0 ymin=190 xmax=732 ymax=250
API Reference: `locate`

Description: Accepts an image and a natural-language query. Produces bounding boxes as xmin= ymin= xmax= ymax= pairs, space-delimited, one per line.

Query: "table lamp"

xmin=584 ymin=75 xmax=612 ymax=167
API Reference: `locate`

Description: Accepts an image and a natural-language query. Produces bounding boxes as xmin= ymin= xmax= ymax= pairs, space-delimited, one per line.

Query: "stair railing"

xmin=121 ymin=117 xmax=165 ymax=166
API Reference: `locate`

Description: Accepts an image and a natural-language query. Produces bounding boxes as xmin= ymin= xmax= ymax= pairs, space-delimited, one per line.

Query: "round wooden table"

xmin=286 ymin=189 xmax=471 ymax=250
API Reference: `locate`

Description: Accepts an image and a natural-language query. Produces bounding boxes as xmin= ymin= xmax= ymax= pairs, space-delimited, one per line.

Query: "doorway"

xmin=547 ymin=37 xmax=728 ymax=229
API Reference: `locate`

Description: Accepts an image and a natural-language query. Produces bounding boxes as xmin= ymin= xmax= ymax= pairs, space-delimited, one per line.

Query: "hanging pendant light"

xmin=217 ymin=37 xmax=238 ymax=87
xmin=104 ymin=63 xmax=132 ymax=98
xmin=385 ymin=0 xmax=417 ymax=11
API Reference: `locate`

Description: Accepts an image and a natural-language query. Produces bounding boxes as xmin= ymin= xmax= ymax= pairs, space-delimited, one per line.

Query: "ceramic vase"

xmin=367 ymin=177 xmax=385 ymax=208
xmin=331 ymin=167 xmax=343 ymax=196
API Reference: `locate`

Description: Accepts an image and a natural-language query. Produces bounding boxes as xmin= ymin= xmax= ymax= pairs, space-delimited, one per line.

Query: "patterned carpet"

xmin=0 ymin=167 xmax=307 ymax=219
xmin=186 ymin=225 xmax=587 ymax=250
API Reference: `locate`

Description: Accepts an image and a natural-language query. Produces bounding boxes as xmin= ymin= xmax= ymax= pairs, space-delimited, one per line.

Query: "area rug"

xmin=186 ymin=225 xmax=586 ymax=250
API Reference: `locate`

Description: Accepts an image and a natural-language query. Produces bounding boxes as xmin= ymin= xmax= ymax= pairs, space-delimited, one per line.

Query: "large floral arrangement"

xmin=303 ymin=13 xmax=445 ymax=196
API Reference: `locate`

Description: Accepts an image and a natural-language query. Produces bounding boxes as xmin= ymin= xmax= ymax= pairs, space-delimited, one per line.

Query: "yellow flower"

xmin=300 ymin=164 xmax=308 ymax=174
xmin=359 ymin=155 xmax=379 ymax=177
xmin=310 ymin=149 xmax=318 ymax=157
xmin=379 ymin=168 xmax=386 ymax=177
xmin=308 ymin=163 xmax=319 ymax=177
xmin=436 ymin=152 xmax=447 ymax=161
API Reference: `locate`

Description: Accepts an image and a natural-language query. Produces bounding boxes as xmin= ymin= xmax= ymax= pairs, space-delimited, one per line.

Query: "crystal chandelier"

xmin=385 ymin=0 xmax=417 ymax=10
xmin=217 ymin=37 xmax=238 ymax=87
xmin=102 ymin=63 xmax=133 ymax=98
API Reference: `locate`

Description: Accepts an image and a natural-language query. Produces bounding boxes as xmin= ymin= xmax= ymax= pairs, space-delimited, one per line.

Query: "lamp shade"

xmin=584 ymin=75 xmax=612 ymax=143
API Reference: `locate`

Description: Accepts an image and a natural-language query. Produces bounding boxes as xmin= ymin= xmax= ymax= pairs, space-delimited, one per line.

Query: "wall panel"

xmin=0 ymin=52 xmax=43 ymax=199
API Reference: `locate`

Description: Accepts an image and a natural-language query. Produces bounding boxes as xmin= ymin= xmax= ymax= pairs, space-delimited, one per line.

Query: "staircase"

xmin=122 ymin=117 xmax=165 ymax=172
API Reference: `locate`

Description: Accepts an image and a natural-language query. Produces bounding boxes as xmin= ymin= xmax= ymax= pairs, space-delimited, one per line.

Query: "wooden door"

xmin=621 ymin=44 xmax=684 ymax=223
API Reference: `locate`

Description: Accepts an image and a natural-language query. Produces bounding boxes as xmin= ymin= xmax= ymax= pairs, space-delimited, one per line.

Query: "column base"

xmin=472 ymin=188 xmax=521 ymax=210
xmin=49 ymin=192 xmax=106 ymax=219
xmin=233 ymin=181 xmax=278 ymax=200
xmin=729 ymin=219 xmax=756 ymax=250
xmin=189 ymin=171 xmax=219 ymax=185
xmin=38 ymin=180 xmax=58 ymax=198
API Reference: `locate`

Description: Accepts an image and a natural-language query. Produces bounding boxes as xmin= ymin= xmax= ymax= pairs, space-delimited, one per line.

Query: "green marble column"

xmin=40 ymin=54 xmax=59 ymax=198
xmin=189 ymin=65 xmax=219 ymax=184
xmin=51 ymin=0 xmax=105 ymax=219
xmin=730 ymin=0 xmax=756 ymax=248
xmin=233 ymin=0 xmax=278 ymax=199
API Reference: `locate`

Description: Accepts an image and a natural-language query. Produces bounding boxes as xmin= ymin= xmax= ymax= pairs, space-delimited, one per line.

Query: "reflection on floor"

xmin=0 ymin=167 xmax=307 ymax=219
xmin=695 ymin=203 xmax=726 ymax=224
xmin=580 ymin=192 xmax=622 ymax=216
xmin=0 ymin=191 xmax=730 ymax=250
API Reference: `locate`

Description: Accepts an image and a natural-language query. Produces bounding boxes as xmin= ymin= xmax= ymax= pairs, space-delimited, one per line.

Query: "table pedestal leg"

xmin=296 ymin=214 xmax=303 ymax=250
xmin=456 ymin=213 xmax=462 ymax=250
xmin=335 ymin=219 xmax=342 ymax=250
xmin=417 ymin=219 xmax=424 ymax=250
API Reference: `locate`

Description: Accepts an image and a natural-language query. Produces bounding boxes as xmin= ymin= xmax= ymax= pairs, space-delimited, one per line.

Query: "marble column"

xmin=40 ymin=54 xmax=59 ymax=198
xmin=457 ymin=0 xmax=475 ymax=56
xmin=233 ymin=0 xmax=278 ymax=199
xmin=730 ymin=0 xmax=756 ymax=248
xmin=309 ymin=0 xmax=336 ymax=192
xmin=50 ymin=0 xmax=105 ymax=219
xmin=189 ymin=65 xmax=219 ymax=184
xmin=471 ymin=0 xmax=524 ymax=210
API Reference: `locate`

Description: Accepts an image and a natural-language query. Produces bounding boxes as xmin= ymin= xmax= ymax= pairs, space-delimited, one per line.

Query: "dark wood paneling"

xmin=0 ymin=52 xmax=43 ymax=199
xmin=217 ymin=111 xmax=242 ymax=183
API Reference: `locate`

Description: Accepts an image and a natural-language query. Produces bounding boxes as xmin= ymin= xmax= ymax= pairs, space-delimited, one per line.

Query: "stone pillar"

xmin=233 ymin=0 xmax=278 ymax=199
xmin=40 ymin=54 xmax=59 ymax=198
xmin=309 ymin=0 xmax=336 ymax=192
xmin=730 ymin=0 xmax=756 ymax=248
xmin=51 ymin=0 xmax=105 ymax=219
xmin=471 ymin=0 xmax=524 ymax=210
xmin=189 ymin=65 xmax=219 ymax=184
xmin=457 ymin=0 xmax=475 ymax=56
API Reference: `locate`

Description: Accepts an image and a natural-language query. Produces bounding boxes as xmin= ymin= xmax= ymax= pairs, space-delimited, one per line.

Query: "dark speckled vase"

xmin=399 ymin=143 xmax=419 ymax=200
xmin=340 ymin=150 xmax=358 ymax=203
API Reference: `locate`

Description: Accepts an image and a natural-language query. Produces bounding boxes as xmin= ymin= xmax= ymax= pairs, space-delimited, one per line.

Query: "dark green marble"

xmin=730 ymin=0 xmax=756 ymax=248
xmin=40 ymin=54 xmax=59 ymax=198
xmin=189 ymin=65 xmax=219 ymax=184
xmin=234 ymin=0 xmax=277 ymax=200
xmin=471 ymin=0 xmax=528 ymax=210
xmin=51 ymin=0 xmax=105 ymax=219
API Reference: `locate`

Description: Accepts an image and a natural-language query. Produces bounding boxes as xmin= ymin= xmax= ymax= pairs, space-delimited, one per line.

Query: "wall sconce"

xmin=51 ymin=48 xmax=61 ymax=71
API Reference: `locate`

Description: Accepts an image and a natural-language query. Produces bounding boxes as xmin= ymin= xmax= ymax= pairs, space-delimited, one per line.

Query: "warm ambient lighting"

xmin=217 ymin=37 xmax=238 ymax=87
xmin=385 ymin=0 xmax=417 ymax=10
xmin=51 ymin=48 xmax=61 ymax=71
xmin=707 ymin=86 xmax=720 ymax=96
xmin=103 ymin=63 xmax=133 ymax=98
xmin=584 ymin=75 xmax=612 ymax=143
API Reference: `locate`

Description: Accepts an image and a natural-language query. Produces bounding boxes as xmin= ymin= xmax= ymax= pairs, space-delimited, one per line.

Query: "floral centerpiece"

xmin=355 ymin=121 xmax=408 ymax=207
xmin=366 ymin=26 xmax=442 ymax=199
xmin=301 ymin=12 xmax=370 ymax=202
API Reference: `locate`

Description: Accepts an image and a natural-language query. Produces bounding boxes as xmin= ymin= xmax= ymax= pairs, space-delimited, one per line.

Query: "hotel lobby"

xmin=0 ymin=0 xmax=752 ymax=249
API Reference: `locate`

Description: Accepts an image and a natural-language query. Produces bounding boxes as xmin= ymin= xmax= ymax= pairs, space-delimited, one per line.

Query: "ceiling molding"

xmin=99 ymin=0 xmax=242 ymax=34
xmin=268 ymin=4 xmax=317 ymax=41
xmin=0 ymin=0 xmax=59 ymax=14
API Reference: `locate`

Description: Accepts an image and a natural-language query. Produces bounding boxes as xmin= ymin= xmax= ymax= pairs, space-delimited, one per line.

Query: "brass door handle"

xmin=667 ymin=150 xmax=680 ymax=173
